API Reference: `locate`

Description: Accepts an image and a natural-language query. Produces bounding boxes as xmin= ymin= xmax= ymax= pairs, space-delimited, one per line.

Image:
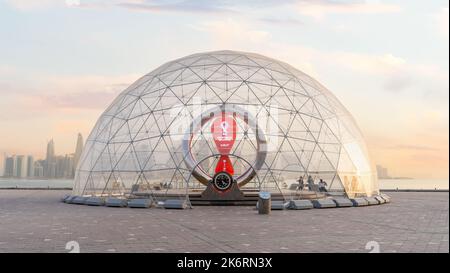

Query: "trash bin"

xmin=258 ymin=191 xmax=271 ymax=214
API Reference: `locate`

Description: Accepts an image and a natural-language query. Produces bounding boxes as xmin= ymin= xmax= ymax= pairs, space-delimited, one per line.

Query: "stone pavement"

xmin=0 ymin=190 xmax=448 ymax=253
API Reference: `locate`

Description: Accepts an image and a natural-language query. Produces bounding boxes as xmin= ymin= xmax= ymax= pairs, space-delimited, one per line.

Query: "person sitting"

xmin=318 ymin=179 xmax=328 ymax=192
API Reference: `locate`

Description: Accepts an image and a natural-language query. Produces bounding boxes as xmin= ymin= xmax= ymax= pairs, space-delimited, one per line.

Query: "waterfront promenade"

xmin=0 ymin=190 xmax=448 ymax=253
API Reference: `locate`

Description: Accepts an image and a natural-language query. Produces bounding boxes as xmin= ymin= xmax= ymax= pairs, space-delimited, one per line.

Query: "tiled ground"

xmin=0 ymin=190 xmax=448 ymax=253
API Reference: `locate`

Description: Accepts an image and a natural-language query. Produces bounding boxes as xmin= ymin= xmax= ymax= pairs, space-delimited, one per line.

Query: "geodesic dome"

xmin=73 ymin=50 xmax=378 ymax=200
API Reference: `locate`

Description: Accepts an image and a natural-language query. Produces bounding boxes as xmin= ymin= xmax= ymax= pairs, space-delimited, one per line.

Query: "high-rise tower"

xmin=73 ymin=133 xmax=84 ymax=172
xmin=45 ymin=139 xmax=56 ymax=178
xmin=15 ymin=155 xmax=27 ymax=178
xmin=26 ymin=155 xmax=34 ymax=177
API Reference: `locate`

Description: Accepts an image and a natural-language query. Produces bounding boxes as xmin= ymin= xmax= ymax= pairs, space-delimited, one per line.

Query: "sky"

xmin=0 ymin=0 xmax=448 ymax=179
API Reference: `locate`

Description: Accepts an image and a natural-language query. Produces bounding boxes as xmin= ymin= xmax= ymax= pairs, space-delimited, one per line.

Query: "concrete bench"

xmin=271 ymin=201 xmax=290 ymax=210
xmin=85 ymin=197 xmax=105 ymax=206
xmin=332 ymin=197 xmax=353 ymax=207
xmin=105 ymin=197 xmax=128 ymax=207
xmin=288 ymin=200 xmax=313 ymax=210
xmin=350 ymin=198 xmax=369 ymax=207
xmin=312 ymin=199 xmax=337 ymax=208
xmin=128 ymin=198 xmax=153 ymax=208
xmin=64 ymin=195 xmax=78 ymax=204
xmin=380 ymin=193 xmax=391 ymax=203
xmin=72 ymin=196 xmax=88 ymax=205
xmin=163 ymin=199 xmax=188 ymax=209
xmin=374 ymin=195 xmax=385 ymax=204
xmin=61 ymin=194 xmax=71 ymax=202
xmin=365 ymin=197 xmax=380 ymax=205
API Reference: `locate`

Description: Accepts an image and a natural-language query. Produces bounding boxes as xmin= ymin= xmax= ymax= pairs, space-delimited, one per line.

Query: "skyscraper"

xmin=0 ymin=153 xmax=4 ymax=177
xmin=73 ymin=133 xmax=84 ymax=172
xmin=45 ymin=139 xmax=56 ymax=178
xmin=15 ymin=155 xmax=27 ymax=178
xmin=4 ymin=155 xmax=16 ymax=177
xmin=26 ymin=155 xmax=34 ymax=177
xmin=34 ymin=160 xmax=44 ymax=178
xmin=63 ymin=154 xmax=75 ymax=178
xmin=55 ymin=155 xmax=66 ymax=178
xmin=376 ymin=165 xmax=390 ymax=179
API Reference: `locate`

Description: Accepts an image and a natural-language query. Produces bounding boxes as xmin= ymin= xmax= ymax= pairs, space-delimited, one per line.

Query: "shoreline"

xmin=0 ymin=187 xmax=448 ymax=192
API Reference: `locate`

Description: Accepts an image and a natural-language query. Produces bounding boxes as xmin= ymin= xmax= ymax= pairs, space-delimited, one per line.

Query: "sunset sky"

xmin=0 ymin=0 xmax=448 ymax=179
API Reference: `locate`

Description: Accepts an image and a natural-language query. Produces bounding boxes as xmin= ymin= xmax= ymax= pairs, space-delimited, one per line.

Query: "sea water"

xmin=379 ymin=179 xmax=448 ymax=190
xmin=0 ymin=178 xmax=73 ymax=188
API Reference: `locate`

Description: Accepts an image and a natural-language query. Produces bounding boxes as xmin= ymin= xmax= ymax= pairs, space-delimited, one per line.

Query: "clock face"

xmin=213 ymin=172 xmax=233 ymax=191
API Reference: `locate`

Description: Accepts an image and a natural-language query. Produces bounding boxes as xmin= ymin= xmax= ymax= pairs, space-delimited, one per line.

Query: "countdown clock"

xmin=212 ymin=172 xmax=233 ymax=192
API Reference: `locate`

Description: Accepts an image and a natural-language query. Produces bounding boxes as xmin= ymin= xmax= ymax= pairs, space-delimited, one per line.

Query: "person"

xmin=318 ymin=179 xmax=328 ymax=192
xmin=297 ymin=176 xmax=304 ymax=191
xmin=307 ymin=175 xmax=315 ymax=191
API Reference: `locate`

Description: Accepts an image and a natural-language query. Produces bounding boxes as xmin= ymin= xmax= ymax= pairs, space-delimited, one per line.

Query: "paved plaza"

xmin=0 ymin=190 xmax=448 ymax=253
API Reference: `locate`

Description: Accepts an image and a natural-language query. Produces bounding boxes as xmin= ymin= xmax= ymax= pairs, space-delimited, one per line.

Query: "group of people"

xmin=296 ymin=175 xmax=328 ymax=192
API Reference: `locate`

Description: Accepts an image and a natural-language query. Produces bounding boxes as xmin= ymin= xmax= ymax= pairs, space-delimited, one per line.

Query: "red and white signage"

xmin=211 ymin=114 xmax=237 ymax=175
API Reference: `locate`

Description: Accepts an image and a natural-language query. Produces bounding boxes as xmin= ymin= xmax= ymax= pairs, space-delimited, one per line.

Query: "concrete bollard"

xmin=258 ymin=191 xmax=271 ymax=215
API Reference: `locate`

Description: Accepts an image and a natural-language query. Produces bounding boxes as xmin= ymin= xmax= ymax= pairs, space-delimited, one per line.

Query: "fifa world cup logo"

xmin=211 ymin=114 xmax=237 ymax=175
xmin=220 ymin=121 xmax=228 ymax=137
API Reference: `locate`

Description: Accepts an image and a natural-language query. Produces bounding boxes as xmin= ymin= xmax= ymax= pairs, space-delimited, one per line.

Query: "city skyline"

xmin=0 ymin=133 xmax=83 ymax=179
xmin=0 ymin=133 xmax=412 ymax=179
xmin=0 ymin=0 xmax=448 ymax=179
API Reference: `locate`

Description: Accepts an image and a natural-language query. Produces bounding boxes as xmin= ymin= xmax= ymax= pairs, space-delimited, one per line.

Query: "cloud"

xmin=117 ymin=0 xmax=297 ymax=12
xmin=4 ymin=0 xmax=242 ymax=14
xmin=35 ymin=89 xmax=122 ymax=109
xmin=326 ymin=52 xmax=407 ymax=74
xmin=28 ymin=75 xmax=138 ymax=110
xmin=4 ymin=0 xmax=98 ymax=10
xmin=114 ymin=0 xmax=402 ymax=20
xmin=0 ymin=74 xmax=139 ymax=116
xmin=117 ymin=0 xmax=237 ymax=14
xmin=190 ymin=18 xmax=447 ymax=101
xmin=0 ymin=72 xmax=140 ymax=156
xmin=4 ymin=0 xmax=403 ymax=23
xmin=296 ymin=0 xmax=402 ymax=20
xmin=317 ymin=51 xmax=447 ymax=97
